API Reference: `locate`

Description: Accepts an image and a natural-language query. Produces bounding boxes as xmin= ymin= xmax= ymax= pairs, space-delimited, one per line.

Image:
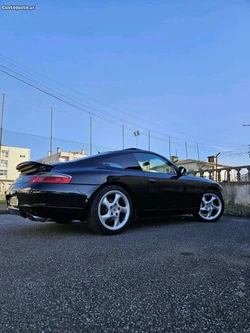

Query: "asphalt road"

xmin=0 ymin=214 xmax=249 ymax=333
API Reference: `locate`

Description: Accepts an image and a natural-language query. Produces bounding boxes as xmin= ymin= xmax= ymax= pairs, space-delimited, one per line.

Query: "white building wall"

xmin=0 ymin=145 xmax=30 ymax=189
xmin=37 ymin=150 xmax=89 ymax=164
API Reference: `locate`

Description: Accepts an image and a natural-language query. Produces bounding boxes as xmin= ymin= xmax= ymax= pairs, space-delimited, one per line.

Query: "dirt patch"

xmin=224 ymin=204 xmax=250 ymax=218
xmin=0 ymin=203 xmax=8 ymax=214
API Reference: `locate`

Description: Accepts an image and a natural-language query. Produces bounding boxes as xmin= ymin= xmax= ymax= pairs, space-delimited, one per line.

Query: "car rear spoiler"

xmin=16 ymin=161 xmax=56 ymax=175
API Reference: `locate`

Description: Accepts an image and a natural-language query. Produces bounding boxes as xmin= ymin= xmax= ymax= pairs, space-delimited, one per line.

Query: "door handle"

xmin=148 ymin=178 xmax=156 ymax=183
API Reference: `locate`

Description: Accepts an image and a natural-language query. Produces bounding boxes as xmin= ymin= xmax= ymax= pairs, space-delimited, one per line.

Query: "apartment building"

xmin=37 ymin=147 xmax=89 ymax=164
xmin=0 ymin=145 xmax=31 ymax=191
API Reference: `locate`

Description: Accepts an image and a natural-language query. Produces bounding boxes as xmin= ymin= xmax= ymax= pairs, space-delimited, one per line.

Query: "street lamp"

xmin=134 ymin=131 xmax=140 ymax=148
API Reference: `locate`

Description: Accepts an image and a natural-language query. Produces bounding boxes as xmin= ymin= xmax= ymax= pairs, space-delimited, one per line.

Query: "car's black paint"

xmin=6 ymin=148 xmax=223 ymax=223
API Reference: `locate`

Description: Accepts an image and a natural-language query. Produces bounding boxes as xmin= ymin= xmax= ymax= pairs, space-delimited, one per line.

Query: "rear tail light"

xmin=28 ymin=174 xmax=72 ymax=184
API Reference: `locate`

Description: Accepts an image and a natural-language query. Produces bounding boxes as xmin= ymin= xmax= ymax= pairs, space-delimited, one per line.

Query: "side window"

xmin=103 ymin=161 xmax=123 ymax=169
xmin=102 ymin=154 xmax=141 ymax=170
xmin=133 ymin=153 xmax=177 ymax=174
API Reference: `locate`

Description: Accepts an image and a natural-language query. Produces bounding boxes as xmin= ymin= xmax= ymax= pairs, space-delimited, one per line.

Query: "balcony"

xmin=188 ymin=165 xmax=250 ymax=183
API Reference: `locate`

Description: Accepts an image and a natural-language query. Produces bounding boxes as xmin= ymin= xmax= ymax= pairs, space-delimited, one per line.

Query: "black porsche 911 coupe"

xmin=6 ymin=148 xmax=224 ymax=235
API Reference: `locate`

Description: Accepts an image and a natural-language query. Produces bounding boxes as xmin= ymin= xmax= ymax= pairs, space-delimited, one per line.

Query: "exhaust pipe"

xmin=26 ymin=213 xmax=47 ymax=222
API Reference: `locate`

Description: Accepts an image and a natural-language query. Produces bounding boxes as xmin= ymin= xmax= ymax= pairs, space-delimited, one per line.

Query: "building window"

xmin=20 ymin=154 xmax=26 ymax=158
xmin=0 ymin=160 xmax=8 ymax=167
xmin=59 ymin=157 xmax=68 ymax=162
xmin=1 ymin=150 xmax=9 ymax=158
xmin=0 ymin=170 xmax=7 ymax=177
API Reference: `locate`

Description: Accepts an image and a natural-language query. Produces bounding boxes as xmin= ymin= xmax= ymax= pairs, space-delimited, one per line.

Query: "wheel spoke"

xmin=119 ymin=206 xmax=128 ymax=214
xmin=211 ymin=198 xmax=218 ymax=205
xmin=201 ymin=197 xmax=207 ymax=205
xmin=207 ymin=209 xmax=213 ymax=218
xmin=113 ymin=193 xmax=122 ymax=205
xmin=102 ymin=197 xmax=111 ymax=209
xmin=211 ymin=203 xmax=220 ymax=211
xmin=100 ymin=211 xmax=114 ymax=222
xmin=211 ymin=196 xmax=217 ymax=203
xmin=113 ymin=214 xmax=121 ymax=227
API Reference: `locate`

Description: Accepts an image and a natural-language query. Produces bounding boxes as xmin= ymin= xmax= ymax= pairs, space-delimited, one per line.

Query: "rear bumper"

xmin=8 ymin=204 xmax=86 ymax=220
xmin=6 ymin=184 xmax=99 ymax=221
xmin=7 ymin=206 xmax=24 ymax=217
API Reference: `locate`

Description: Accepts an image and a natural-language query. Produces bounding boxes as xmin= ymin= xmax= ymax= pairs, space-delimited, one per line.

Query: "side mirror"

xmin=178 ymin=166 xmax=186 ymax=175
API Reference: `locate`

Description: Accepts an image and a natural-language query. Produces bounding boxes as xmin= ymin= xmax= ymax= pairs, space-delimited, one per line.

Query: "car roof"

xmin=89 ymin=148 xmax=162 ymax=158
xmin=55 ymin=148 xmax=167 ymax=168
xmin=83 ymin=148 xmax=155 ymax=159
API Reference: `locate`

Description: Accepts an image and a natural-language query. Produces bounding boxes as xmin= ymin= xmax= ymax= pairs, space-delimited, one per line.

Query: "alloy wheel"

xmin=98 ymin=190 xmax=130 ymax=231
xmin=198 ymin=192 xmax=223 ymax=221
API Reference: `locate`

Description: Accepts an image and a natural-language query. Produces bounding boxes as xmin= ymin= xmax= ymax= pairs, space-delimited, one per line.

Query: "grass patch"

xmin=0 ymin=199 xmax=6 ymax=204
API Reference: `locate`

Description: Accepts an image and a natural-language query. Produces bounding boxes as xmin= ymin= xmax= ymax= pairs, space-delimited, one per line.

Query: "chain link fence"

xmin=184 ymin=148 xmax=250 ymax=183
xmin=218 ymin=147 xmax=250 ymax=167
xmin=1 ymin=93 xmax=250 ymax=184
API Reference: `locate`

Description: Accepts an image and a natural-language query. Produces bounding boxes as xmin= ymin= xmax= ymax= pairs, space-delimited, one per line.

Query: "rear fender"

xmin=88 ymin=181 xmax=136 ymax=220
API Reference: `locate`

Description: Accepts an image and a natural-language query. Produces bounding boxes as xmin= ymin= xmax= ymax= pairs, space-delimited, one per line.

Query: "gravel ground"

xmin=0 ymin=214 xmax=250 ymax=333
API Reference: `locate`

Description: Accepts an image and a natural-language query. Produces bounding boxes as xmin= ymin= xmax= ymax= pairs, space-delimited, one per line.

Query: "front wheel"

xmin=86 ymin=185 xmax=133 ymax=235
xmin=194 ymin=190 xmax=224 ymax=222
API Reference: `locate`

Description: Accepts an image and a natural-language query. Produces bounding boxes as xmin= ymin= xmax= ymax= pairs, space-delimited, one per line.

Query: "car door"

xmin=101 ymin=153 xmax=152 ymax=211
xmin=133 ymin=152 xmax=196 ymax=211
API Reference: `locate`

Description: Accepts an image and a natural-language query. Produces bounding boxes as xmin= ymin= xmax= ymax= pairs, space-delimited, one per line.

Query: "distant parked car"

xmin=6 ymin=148 xmax=224 ymax=235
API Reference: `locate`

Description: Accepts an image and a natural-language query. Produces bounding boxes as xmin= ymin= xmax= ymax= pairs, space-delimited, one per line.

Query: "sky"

xmin=0 ymin=0 xmax=250 ymax=164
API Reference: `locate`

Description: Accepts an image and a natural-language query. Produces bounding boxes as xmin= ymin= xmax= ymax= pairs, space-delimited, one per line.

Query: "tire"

xmin=86 ymin=185 xmax=133 ymax=235
xmin=194 ymin=190 xmax=224 ymax=223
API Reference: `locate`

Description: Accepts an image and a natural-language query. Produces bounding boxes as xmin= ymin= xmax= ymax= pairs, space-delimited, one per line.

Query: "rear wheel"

xmin=86 ymin=185 xmax=133 ymax=235
xmin=194 ymin=190 xmax=224 ymax=222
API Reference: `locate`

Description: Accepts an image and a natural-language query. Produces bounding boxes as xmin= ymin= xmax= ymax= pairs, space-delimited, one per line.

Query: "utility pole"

xmin=197 ymin=143 xmax=201 ymax=172
xmin=0 ymin=94 xmax=5 ymax=164
xmin=122 ymin=124 xmax=125 ymax=149
xmin=196 ymin=143 xmax=200 ymax=160
xmin=169 ymin=136 xmax=171 ymax=159
xmin=185 ymin=142 xmax=188 ymax=160
xmin=50 ymin=106 xmax=54 ymax=159
xmin=148 ymin=130 xmax=151 ymax=151
xmin=185 ymin=142 xmax=189 ymax=171
xmin=90 ymin=116 xmax=93 ymax=155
